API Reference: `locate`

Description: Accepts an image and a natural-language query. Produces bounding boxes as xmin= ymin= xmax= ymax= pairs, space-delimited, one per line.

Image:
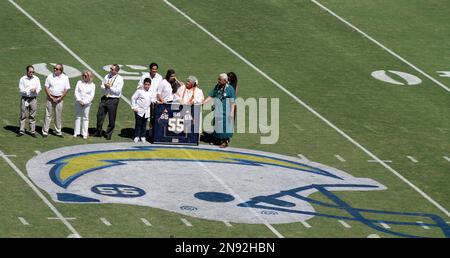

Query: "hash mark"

xmin=297 ymin=154 xmax=309 ymax=162
xmin=338 ymin=220 xmax=351 ymax=228
xmin=141 ymin=218 xmax=152 ymax=226
xmin=379 ymin=222 xmax=391 ymax=229
xmin=18 ymin=217 xmax=29 ymax=226
xmin=417 ymin=221 xmax=429 ymax=230
xmin=222 ymin=220 xmax=232 ymax=227
xmin=406 ymin=156 xmax=418 ymax=163
xmin=100 ymin=217 xmax=111 ymax=226
xmin=181 ymin=218 xmax=192 ymax=227
xmin=334 ymin=154 xmax=346 ymax=162
xmin=300 ymin=221 xmax=312 ymax=228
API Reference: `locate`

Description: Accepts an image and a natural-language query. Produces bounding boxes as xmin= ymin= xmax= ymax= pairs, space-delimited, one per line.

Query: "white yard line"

xmin=0 ymin=150 xmax=81 ymax=237
xmin=100 ymin=217 xmax=112 ymax=226
xmin=338 ymin=220 xmax=351 ymax=228
xmin=334 ymin=154 xmax=346 ymax=162
xmin=8 ymin=0 xmax=131 ymax=106
xmin=18 ymin=217 xmax=30 ymax=226
xmin=164 ymin=0 xmax=450 ymax=219
xmin=444 ymin=156 xmax=450 ymax=163
xmin=141 ymin=218 xmax=152 ymax=226
xmin=300 ymin=220 xmax=312 ymax=228
xmin=180 ymin=148 xmax=284 ymax=238
xmin=406 ymin=156 xmax=418 ymax=163
xmin=311 ymin=0 xmax=450 ymax=93
xmin=180 ymin=218 xmax=192 ymax=227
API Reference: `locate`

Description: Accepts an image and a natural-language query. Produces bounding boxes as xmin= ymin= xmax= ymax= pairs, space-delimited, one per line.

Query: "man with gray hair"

xmin=176 ymin=75 xmax=204 ymax=105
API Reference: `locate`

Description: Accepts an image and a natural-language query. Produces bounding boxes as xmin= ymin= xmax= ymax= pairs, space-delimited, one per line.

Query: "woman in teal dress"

xmin=203 ymin=73 xmax=236 ymax=148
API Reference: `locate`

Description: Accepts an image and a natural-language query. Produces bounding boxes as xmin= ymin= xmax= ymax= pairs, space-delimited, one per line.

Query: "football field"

xmin=0 ymin=0 xmax=449 ymax=238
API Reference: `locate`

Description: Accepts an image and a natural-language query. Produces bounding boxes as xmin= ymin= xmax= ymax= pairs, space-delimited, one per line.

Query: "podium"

xmin=151 ymin=103 xmax=201 ymax=145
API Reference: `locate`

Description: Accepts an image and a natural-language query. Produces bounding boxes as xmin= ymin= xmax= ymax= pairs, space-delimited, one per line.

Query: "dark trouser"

xmin=96 ymin=96 xmax=119 ymax=137
xmin=134 ymin=113 xmax=148 ymax=138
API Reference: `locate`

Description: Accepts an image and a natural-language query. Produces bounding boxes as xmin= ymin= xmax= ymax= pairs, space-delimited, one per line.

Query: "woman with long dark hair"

xmin=157 ymin=69 xmax=181 ymax=103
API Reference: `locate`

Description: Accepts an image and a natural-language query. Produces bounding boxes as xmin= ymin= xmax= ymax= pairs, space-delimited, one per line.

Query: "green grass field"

xmin=0 ymin=0 xmax=448 ymax=238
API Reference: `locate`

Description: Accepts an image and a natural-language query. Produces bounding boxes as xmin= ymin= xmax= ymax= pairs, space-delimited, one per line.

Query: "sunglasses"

xmin=54 ymin=67 xmax=61 ymax=71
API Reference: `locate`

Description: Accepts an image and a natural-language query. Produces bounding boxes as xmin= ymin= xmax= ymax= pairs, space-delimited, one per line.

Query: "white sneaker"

xmin=83 ymin=135 xmax=88 ymax=139
xmin=140 ymin=137 xmax=147 ymax=143
xmin=133 ymin=137 xmax=139 ymax=143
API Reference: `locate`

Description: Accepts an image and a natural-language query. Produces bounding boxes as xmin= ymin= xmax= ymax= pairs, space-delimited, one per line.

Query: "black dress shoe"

xmin=105 ymin=134 xmax=112 ymax=140
xmin=93 ymin=131 xmax=102 ymax=137
xmin=56 ymin=134 xmax=64 ymax=138
xmin=16 ymin=132 xmax=24 ymax=137
xmin=31 ymin=133 xmax=37 ymax=138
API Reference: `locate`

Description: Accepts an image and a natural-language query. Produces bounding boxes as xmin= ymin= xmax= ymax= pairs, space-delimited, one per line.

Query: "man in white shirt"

xmin=42 ymin=63 xmax=70 ymax=138
xmin=18 ymin=65 xmax=41 ymax=137
xmin=137 ymin=62 xmax=162 ymax=90
xmin=94 ymin=64 xmax=124 ymax=140
xmin=176 ymin=75 xmax=204 ymax=105
xmin=131 ymin=78 xmax=155 ymax=143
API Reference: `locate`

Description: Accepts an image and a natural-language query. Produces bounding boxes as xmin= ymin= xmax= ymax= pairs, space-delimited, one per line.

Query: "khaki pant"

xmin=19 ymin=97 xmax=37 ymax=134
xmin=43 ymin=98 xmax=64 ymax=135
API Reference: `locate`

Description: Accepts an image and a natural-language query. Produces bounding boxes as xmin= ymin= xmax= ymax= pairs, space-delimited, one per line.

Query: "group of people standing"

xmin=17 ymin=63 xmax=238 ymax=147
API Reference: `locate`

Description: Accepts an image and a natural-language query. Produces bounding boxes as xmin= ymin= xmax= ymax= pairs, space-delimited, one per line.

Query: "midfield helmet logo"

xmin=27 ymin=143 xmax=449 ymax=238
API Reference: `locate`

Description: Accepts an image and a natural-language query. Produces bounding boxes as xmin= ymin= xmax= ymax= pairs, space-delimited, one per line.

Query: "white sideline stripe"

xmin=297 ymin=154 xmax=309 ymax=162
xmin=444 ymin=156 xmax=450 ymax=163
xmin=379 ymin=222 xmax=391 ymax=229
xmin=8 ymin=0 xmax=131 ymax=106
xmin=300 ymin=221 xmax=312 ymax=228
xmin=417 ymin=221 xmax=430 ymax=230
xmin=5 ymin=155 xmax=17 ymax=157
xmin=335 ymin=154 xmax=346 ymax=162
xmin=338 ymin=220 xmax=351 ymax=228
xmin=18 ymin=217 xmax=29 ymax=226
xmin=164 ymin=1 xmax=450 ymax=219
xmin=222 ymin=220 xmax=232 ymax=227
xmin=368 ymin=160 xmax=392 ymax=163
xmin=141 ymin=218 xmax=152 ymax=226
xmin=311 ymin=0 xmax=450 ymax=93
xmin=34 ymin=150 xmax=41 ymax=155
xmin=180 ymin=148 xmax=284 ymax=238
xmin=100 ymin=217 xmax=111 ymax=226
xmin=0 ymin=150 xmax=81 ymax=237
xmin=181 ymin=218 xmax=192 ymax=227
xmin=406 ymin=156 xmax=418 ymax=163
